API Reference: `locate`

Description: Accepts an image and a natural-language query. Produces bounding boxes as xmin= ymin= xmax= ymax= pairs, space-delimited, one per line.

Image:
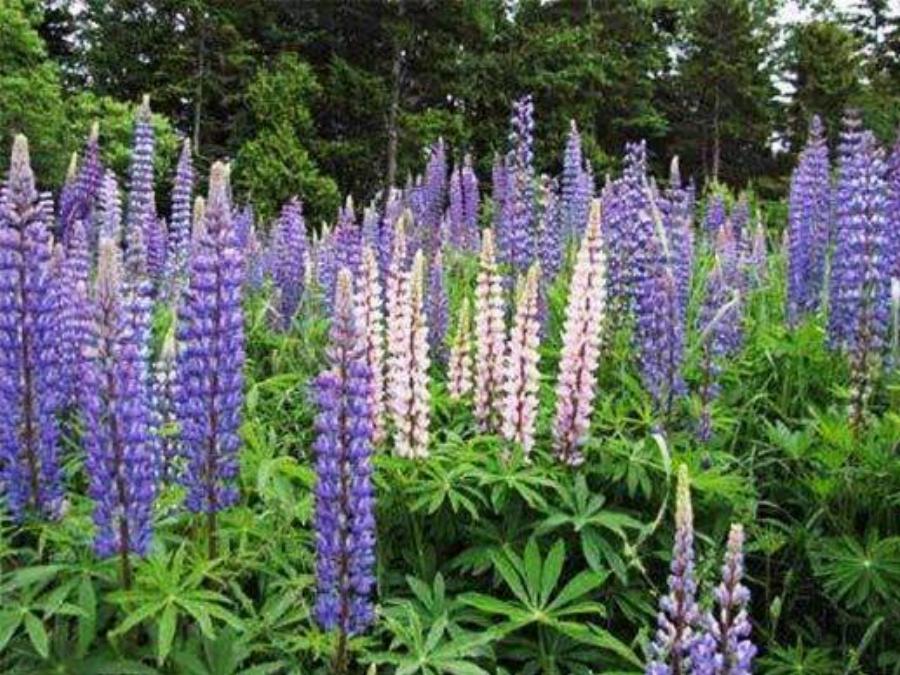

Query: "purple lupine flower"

xmin=704 ymin=194 xmax=727 ymax=239
xmin=553 ymin=201 xmax=606 ymax=466
xmin=505 ymin=96 xmax=537 ymax=271
xmin=422 ymin=139 xmax=447 ymax=254
xmin=538 ymin=175 xmax=563 ymax=280
xmin=696 ymin=257 xmax=741 ymax=442
xmin=377 ymin=189 xmax=404 ymax=279
xmin=270 ymin=198 xmax=308 ymax=329
xmin=633 ymin=193 xmax=686 ymax=420
xmin=126 ymin=95 xmax=159 ymax=281
xmin=661 ymin=157 xmax=695 ymax=319
xmin=176 ymin=163 xmax=245 ymax=546
xmin=153 ymin=326 xmax=180 ymax=483
xmin=98 ymin=171 xmax=123 ymax=244
xmin=691 ymin=524 xmax=756 ymax=675
xmin=600 ymin=177 xmax=628 ymax=316
xmin=461 ymin=154 xmax=480 ymax=249
xmin=0 ymin=136 xmax=64 ymax=519
xmin=491 ymin=153 xmax=511 ymax=260
xmin=647 ymin=465 xmax=700 ymax=675
xmin=82 ymin=238 xmax=156 ymax=561
xmin=146 ymin=217 xmax=168 ymax=284
xmin=232 ymin=204 xmax=254 ymax=252
xmin=164 ymin=139 xmax=194 ymax=300
xmin=827 ymin=112 xmax=891 ymax=427
xmin=313 ymin=267 xmax=377 ymax=635
xmin=449 ymin=164 xmax=466 ymax=251
xmin=426 ymin=249 xmax=449 ymax=363
xmin=729 ymin=197 xmax=750 ymax=257
xmin=886 ymin=130 xmax=900 ymax=283
xmin=319 ymin=198 xmax=362 ymax=307
xmin=561 ymin=119 xmax=590 ymax=238
xmin=60 ymin=122 xmax=104 ymax=247
xmin=57 ymin=220 xmax=93 ymax=410
xmin=787 ymin=115 xmax=831 ymax=326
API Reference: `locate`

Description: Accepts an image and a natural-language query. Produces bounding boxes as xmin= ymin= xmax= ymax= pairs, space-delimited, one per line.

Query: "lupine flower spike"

xmin=82 ymin=239 xmax=156 ymax=586
xmin=358 ymin=247 xmax=387 ymax=444
xmin=501 ymin=263 xmax=542 ymax=457
xmin=691 ymin=524 xmax=756 ymax=675
xmin=448 ymin=297 xmax=474 ymax=400
xmin=270 ymin=198 xmax=308 ymax=329
xmin=313 ymin=268 xmax=377 ymax=646
xmin=552 ymin=200 xmax=606 ymax=466
xmin=176 ymin=162 xmax=245 ymax=558
xmin=387 ymin=251 xmax=431 ymax=459
xmin=164 ymin=138 xmax=194 ymax=301
xmin=0 ymin=135 xmax=64 ymax=520
xmin=647 ymin=465 xmax=699 ymax=675
xmin=473 ymin=229 xmax=507 ymax=432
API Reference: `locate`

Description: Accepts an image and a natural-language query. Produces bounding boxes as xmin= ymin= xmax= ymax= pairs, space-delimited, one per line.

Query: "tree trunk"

xmin=385 ymin=39 xmax=403 ymax=200
xmin=711 ymin=88 xmax=721 ymax=184
xmin=192 ymin=10 xmax=207 ymax=156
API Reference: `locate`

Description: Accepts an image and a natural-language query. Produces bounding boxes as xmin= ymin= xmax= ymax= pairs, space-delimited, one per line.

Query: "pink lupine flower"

xmin=357 ymin=247 xmax=387 ymax=444
xmin=385 ymin=210 xmax=411 ymax=325
xmin=501 ymin=263 xmax=542 ymax=457
xmin=387 ymin=250 xmax=431 ymax=458
xmin=553 ymin=200 xmax=606 ymax=466
xmin=474 ymin=229 xmax=507 ymax=432
xmin=448 ymin=296 xmax=474 ymax=399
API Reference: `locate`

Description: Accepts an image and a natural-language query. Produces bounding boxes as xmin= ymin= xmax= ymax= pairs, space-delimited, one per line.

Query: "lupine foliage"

xmin=0 ymin=99 xmax=898 ymax=675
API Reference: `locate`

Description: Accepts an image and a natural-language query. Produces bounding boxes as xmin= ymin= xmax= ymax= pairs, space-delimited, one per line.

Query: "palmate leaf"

xmin=458 ymin=538 xmax=639 ymax=666
xmin=811 ymin=534 xmax=900 ymax=608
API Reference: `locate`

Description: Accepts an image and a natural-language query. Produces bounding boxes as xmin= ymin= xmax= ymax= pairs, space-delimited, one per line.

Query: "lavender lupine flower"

xmin=505 ymin=96 xmax=537 ymax=271
xmin=164 ymin=139 xmax=194 ymax=300
xmin=448 ymin=296 xmax=474 ymax=400
xmin=313 ymin=268 xmax=376 ymax=635
xmin=729 ymin=197 xmax=750 ymax=256
xmin=270 ymin=199 xmax=308 ymax=328
xmin=449 ymin=164 xmax=466 ymax=251
xmin=646 ymin=465 xmax=700 ymax=675
xmin=60 ymin=122 xmax=104 ymax=246
xmin=827 ymin=113 xmax=891 ymax=428
xmin=745 ymin=218 xmax=767 ymax=287
xmin=786 ymin=118 xmax=832 ymax=325
xmin=634 ymin=195 xmax=686 ymax=419
xmin=704 ymin=194 xmax=727 ymax=238
xmin=491 ymin=154 xmax=511 ymax=258
xmin=57 ymin=220 xmax=93 ymax=409
xmin=153 ymin=326 xmax=180 ymax=482
xmin=232 ymin=204 xmax=254 ymax=252
xmin=426 ymin=249 xmax=449 ymax=362
xmin=661 ymin=157 xmax=695 ymax=319
xmin=886 ymin=131 xmax=900 ymax=283
xmin=176 ymin=162 xmax=245 ymax=553
xmin=422 ymin=139 xmax=447 ymax=254
xmin=146 ymin=217 xmax=168 ymax=284
xmin=82 ymin=238 xmax=156 ymax=565
xmin=126 ymin=95 xmax=159 ymax=281
xmin=696 ymin=258 xmax=742 ymax=442
xmin=552 ymin=201 xmax=606 ymax=466
xmin=377 ymin=189 xmax=404 ymax=277
xmin=0 ymin=136 xmax=64 ymax=519
xmin=501 ymin=263 xmax=542 ymax=457
xmin=561 ymin=119 xmax=590 ymax=238
xmin=98 ymin=171 xmax=123 ymax=243
xmin=358 ymin=247 xmax=386 ymax=444
xmin=691 ymin=524 xmax=756 ymax=675
xmin=386 ymin=251 xmax=430 ymax=459
xmin=474 ymin=229 xmax=507 ymax=432
xmin=538 ymin=175 xmax=563 ymax=280
xmin=461 ymin=154 xmax=480 ymax=249
xmin=320 ymin=198 xmax=362 ymax=307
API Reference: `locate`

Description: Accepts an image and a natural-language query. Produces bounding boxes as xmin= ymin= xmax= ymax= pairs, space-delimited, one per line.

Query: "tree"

xmin=784 ymin=21 xmax=863 ymax=151
xmin=232 ymin=54 xmax=339 ymax=225
xmin=663 ymin=0 xmax=777 ymax=187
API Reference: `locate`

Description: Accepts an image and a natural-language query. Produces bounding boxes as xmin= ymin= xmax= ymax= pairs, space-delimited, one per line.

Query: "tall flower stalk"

xmin=647 ymin=465 xmax=700 ymax=675
xmin=164 ymin=138 xmax=194 ymax=301
xmin=313 ymin=268 xmax=377 ymax=671
xmin=501 ymin=263 xmax=542 ymax=457
xmin=358 ymin=247 xmax=386 ymax=444
xmin=82 ymin=238 xmax=156 ymax=587
xmin=270 ymin=198 xmax=308 ymax=329
xmin=474 ymin=229 xmax=506 ymax=432
xmin=426 ymin=249 xmax=448 ymax=362
xmin=176 ymin=162 xmax=245 ymax=558
xmin=448 ymin=296 xmax=474 ymax=400
xmin=552 ymin=201 xmax=606 ymax=466
xmin=0 ymin=136 xmax=63 ymax=519
xmin=387 ymin=251 xmax=430 ymax=459
xmin=127 ymin=95 xmax=163 ymax=283
xmin=827 ymin=112 xmax=890 ymax=429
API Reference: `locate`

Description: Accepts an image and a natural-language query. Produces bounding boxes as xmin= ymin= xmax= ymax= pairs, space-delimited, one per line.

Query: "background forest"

xmin=5 ymin=0 xmax=900 ymax=222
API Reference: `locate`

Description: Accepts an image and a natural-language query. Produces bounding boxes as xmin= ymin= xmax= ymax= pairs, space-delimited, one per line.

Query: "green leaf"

xmin=547 ymin=570 xmax=608 ymax=612
xmin=24 ymin=612 xmax=48 ymax=659
xmin=0 ymin=611 xmax=23 ymax=653
xmin=157 ymin=603 xmax=178 ymax=666
xmin=77 ymin=576 xmax=97 ymax=658
xmin=540 ymin=540 xmax=566 ymax=607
